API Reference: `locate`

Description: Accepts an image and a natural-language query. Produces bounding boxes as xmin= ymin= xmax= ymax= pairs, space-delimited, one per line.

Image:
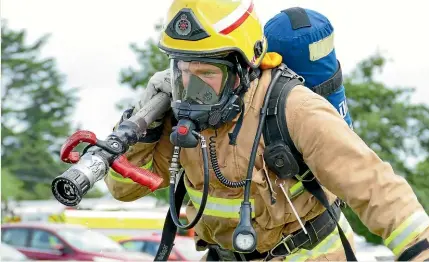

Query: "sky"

xmin=2 ymin=0 xmax=428 ymax=140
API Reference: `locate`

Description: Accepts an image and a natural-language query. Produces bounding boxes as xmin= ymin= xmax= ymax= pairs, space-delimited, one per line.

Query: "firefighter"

xmin=105 ymin=0 xmax=429 ymax=260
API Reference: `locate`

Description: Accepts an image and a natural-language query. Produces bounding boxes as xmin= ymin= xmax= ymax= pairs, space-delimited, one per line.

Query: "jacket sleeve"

xmin=286 ymin=85 xmax=429 ymax=260
xmin=104 ymin=111 xmax=174 ymax=202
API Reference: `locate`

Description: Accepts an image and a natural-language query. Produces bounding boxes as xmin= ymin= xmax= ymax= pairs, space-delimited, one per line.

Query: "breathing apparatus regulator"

xmin=165 ymin=51 xmax=286 ymax=253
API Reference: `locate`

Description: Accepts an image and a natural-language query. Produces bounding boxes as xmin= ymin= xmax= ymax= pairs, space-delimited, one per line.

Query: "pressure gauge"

xmin=234 ymin=233 xmax=255 ymax=251
xmin=232 ymin=202 xmax=257 ymax=253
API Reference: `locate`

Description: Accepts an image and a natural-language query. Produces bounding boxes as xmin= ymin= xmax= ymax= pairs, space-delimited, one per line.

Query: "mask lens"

xmin=171 ymin=59 xmax=229 ymax=105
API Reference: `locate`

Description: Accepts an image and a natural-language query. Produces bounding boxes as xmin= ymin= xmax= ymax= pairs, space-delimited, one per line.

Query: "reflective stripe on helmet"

xmin=108 ymin=159 xmax=153 ymax=183
xmin=185 ymin=184 xmax=255 ymax=219
xmin=284 ymin=213 xmax=353 ymax=261
xmin=384 ymin=210 xmax=429 ymax=256
xmin=212 ymin=0 xmax=254 ymax=35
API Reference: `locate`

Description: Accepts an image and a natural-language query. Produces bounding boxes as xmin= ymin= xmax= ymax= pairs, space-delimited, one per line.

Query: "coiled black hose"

xmin=209 ymin=131 xmax=246 ymax=188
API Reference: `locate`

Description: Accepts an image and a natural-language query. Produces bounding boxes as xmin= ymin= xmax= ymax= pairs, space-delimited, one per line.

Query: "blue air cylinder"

xmin=264 ymin=7 xmax=353 ymax=129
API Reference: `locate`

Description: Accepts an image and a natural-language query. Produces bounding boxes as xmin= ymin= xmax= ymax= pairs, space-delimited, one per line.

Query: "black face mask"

xmin=182 ymin=75 xmax=220 ymax=105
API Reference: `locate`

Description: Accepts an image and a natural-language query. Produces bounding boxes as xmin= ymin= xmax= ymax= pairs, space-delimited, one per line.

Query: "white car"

xmin=0 ymin=242 xmax=30 ymax=261
xmin=354 ymin=234 xmax=395 ymax=261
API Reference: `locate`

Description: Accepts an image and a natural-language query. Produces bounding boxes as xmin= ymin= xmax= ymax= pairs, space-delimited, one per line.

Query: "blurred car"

xmin=1 ymin=222 xmax=154 ymax=261
xmin=118 ymin=232 xmax=396 ymax=261
xmin=119 ymin=234 xmax=206 ymax=261
xmin=0 ymin=242 xmax=31 ymax=261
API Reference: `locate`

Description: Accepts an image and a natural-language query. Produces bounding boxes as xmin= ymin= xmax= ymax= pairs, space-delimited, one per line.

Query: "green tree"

xmin=119 ymin=23 xmax=429 ymax=244
xmin=1 ymin=21 xmax=87 ymax=200
xmin=117 ymin=20 xmax=169 ymax=110
xmin=1 ymin=168 xmax=34 ymax=200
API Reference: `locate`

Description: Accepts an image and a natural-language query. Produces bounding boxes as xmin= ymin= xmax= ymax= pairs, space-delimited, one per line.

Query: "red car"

xmin=119 ymin=235 xmax=206 ymax=261
xmin=1 ymin=222 xmax=154 ymax=261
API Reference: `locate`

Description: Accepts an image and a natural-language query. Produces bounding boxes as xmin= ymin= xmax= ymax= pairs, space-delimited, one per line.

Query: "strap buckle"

xmin=334 ymin=198 xmax=347 ymax=209
xmin=281 ymin=66 xmax=305 ymax=83
xmin=269 ymin=234 xmax=298 ymax=257
xmin=294 ymin=169 xmax=314 ymax=182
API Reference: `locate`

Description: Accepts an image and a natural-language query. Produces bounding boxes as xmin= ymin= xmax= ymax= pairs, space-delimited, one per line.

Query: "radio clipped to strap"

xmin=262 ymin=66 xmax=305 ymax=181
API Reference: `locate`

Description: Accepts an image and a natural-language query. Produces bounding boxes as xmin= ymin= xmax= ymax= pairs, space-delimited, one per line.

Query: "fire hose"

xmin=51 ymin=92 xmax=170 ymax=207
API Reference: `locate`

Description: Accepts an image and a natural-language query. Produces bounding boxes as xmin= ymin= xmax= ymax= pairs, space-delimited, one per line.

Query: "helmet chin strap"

xmin=228 ymin=98 xmax=245 ymax=145
xmin=233 ymin=60 xmax=250 ymax=95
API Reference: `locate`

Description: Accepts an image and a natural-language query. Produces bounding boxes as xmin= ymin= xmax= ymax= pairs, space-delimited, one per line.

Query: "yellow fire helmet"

xmin=158 ymin=0 xmax=267 ymax=69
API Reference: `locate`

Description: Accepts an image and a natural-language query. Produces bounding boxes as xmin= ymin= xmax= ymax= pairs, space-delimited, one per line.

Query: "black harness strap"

xmin=155 ymin=174 xmax=187 ymax=261
xmin=301 ymin=178 xmax=357 ymax=261
xmin=311 ymin=60 xmax=343 ymax=97
xmin=397 ymin=239 xmax=429 ymax=261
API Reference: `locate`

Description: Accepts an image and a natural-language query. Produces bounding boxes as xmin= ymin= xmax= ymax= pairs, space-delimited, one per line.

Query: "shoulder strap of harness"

xmin=262 ymin=64 xmax=357 ymax=261
xmin=262 ymin=61 xmax=343 ymax=180
xmin=263 ymin=61 xmax=343 ymax=169
xmin=262 ymin=68 xmax=306 ymax=179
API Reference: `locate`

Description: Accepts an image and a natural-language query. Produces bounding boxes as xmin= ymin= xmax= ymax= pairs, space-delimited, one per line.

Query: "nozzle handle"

xmin=60 ymin=130 xmax=97 ymax=163
xmin=111 ymin=155 xmax=163 ymax=191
